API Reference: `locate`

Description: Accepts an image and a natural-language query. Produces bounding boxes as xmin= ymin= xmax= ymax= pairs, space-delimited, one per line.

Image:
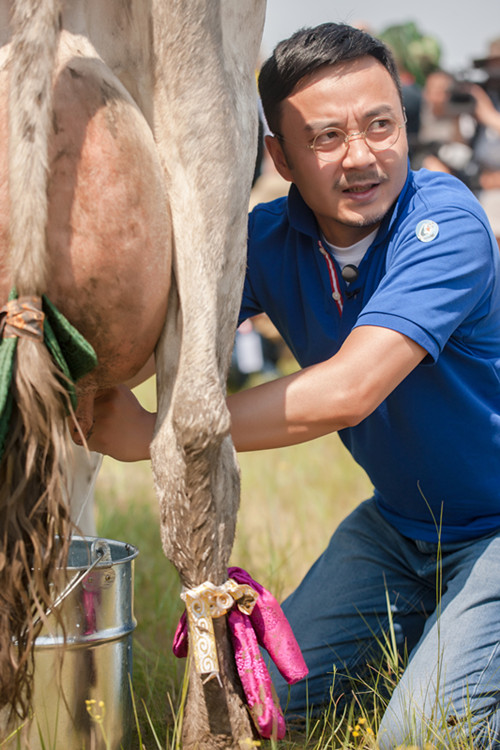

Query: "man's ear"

xmin=265 ymin=134 xmax=293 ymax=182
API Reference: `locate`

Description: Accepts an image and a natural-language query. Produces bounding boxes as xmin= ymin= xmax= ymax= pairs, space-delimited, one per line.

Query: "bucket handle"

xmin=33 ymin=540 xmax=112 ymax=626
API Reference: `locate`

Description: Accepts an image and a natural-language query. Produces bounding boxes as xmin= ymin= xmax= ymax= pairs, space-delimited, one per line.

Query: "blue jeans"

xmin=271 ymin=498 xmax=500 ymax=748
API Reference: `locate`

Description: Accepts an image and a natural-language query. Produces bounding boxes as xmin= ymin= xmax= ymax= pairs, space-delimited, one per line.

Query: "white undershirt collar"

xmin=320 ymin=228 xmax=378 ymax=270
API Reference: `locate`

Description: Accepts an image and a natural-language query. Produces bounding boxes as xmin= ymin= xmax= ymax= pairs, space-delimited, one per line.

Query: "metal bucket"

xmin=4 ymin=535 xmax=139 ymax=749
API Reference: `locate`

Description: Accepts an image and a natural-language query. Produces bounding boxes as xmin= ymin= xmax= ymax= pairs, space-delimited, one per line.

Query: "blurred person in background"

xmin=228 ymin=315 xmax=282 ymax=391
xmin=378 ymin=21 xmax=441 ymax=162
xmin=413 ymin=68 xmax=477 ymax=184
xmin=470 ymin=37 xmax=500 ymax=247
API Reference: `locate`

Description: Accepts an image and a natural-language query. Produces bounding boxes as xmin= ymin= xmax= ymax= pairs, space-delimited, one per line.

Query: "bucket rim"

xmin=60 ymin=534 xmax=139 ymax=570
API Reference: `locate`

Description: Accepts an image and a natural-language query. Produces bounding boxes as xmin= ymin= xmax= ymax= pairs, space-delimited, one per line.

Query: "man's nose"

xmin=342 ymin=134 xmax=376 ymax=167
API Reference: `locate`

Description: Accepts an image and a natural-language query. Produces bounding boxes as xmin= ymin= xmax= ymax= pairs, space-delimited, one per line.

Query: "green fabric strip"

xmin=0 ymin=291 xmax=98 ymax=460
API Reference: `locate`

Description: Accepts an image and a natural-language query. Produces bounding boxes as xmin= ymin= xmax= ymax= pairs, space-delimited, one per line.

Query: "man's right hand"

xmin=86 ymin=384 xmax=156 ymax=462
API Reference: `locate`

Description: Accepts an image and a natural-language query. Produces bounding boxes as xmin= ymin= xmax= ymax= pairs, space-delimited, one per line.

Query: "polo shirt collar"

xmin=287 ymin=183 xmax=321 ymax=238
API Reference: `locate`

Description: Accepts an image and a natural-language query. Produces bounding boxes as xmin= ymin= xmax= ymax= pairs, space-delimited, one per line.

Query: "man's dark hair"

xmin=259 ymin=22 xmax=403 ymax=134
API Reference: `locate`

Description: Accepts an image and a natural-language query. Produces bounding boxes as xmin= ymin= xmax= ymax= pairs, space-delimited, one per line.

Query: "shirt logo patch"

xmin=416 ymin=220 xmax=439 ymax=242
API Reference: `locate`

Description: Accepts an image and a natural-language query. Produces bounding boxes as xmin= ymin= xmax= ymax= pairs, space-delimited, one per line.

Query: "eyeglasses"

xmin=277 ymin=114 xmax=407 ymax=163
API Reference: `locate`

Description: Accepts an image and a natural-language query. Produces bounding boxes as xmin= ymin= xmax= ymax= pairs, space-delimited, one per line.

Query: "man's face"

xmin=266 ymin=55 xmax=408 ymax=247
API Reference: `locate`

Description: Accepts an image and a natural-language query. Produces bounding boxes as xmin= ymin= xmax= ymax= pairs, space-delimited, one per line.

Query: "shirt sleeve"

xmin=239 ymin=279 xmax=264 ymax=325
xmin=354 ymin=204 xmax=497 ymax=362
xmin=238 ymin=210 xmax=264 ymax=325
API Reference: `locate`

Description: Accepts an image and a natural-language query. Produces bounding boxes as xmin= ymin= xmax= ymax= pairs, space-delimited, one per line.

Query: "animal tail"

xmin=0 ymin=0 xmax=74 ymax=720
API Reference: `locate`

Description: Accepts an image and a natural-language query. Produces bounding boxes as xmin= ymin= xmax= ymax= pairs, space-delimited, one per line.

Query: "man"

xmin=88 ymin=23 xmax=500 ymax=747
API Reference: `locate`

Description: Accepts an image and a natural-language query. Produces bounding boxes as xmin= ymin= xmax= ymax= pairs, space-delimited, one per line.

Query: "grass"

xmin=92 ymin=370 xmax=379 ymax=747
xmin=94 ymin=426 xmax=374 ymax=747
xmin=94 ymin=438 xmax=378 ymax=749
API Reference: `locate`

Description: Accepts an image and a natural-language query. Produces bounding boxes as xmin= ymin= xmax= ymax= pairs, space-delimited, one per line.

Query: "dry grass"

xmin=92 ymin=374 xmax=376 ymax=747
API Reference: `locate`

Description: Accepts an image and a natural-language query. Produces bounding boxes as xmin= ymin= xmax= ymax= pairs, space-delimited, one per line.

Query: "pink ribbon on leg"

xmin=172 ymin=566 xmax=308 ymax=740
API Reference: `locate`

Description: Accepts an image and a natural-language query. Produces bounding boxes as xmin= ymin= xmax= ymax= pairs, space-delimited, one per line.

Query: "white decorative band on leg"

xmin=181 ymin=578 xmax=258 ymax=682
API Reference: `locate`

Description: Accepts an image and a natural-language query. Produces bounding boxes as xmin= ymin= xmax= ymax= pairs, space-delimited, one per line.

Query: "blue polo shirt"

xmin=240 ymin=169 xmax=500 ymax=542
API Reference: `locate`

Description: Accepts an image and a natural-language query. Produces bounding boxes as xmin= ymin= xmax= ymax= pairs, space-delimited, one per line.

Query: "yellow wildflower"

xmin=239 ymin=738 xmax=261 ymax=748
xmin=85 ymin=698 xmax=106 ymax=723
